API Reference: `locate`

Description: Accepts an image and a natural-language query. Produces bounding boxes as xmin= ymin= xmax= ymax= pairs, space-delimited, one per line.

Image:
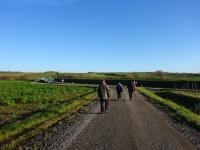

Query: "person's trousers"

xmin=117 ymin=91 xmax=122 ymax=99
xmin=100 ymin=99 xmax=108 ymax=112
xmin=128 ymin=89 xmax=133 ymax=100
xmin=128 ymin=89 xmax=136 ymax=100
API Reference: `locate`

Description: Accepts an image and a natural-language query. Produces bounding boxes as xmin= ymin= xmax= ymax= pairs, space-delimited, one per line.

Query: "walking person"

xmin=116 ymin=83 xmax=123 ymax=101
xmin=132 ymin=81 xmax=137 ymax=99
xmin=127 ymin=81 xmax=137 ymax=101
xmin=98 ymin=80 xmax=110 ymax=113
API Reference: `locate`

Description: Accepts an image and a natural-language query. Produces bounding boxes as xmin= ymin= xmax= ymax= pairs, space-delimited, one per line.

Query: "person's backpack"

xmin=116 ymin=84 xmax=121 ymax=92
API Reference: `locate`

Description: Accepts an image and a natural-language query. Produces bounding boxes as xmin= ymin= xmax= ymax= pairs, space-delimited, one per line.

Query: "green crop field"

xmin=0 ymin=81 xmax=97 ymax=148
xmin=0 ymin=81 xmax=94 ymax=106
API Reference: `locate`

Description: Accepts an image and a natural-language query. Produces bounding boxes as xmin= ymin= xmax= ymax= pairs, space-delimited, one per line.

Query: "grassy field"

xmin=1 ymin=71 xmax=200 ymax=81
xmin=138 ymin=88 xmax=200 ymax=130
xmin=152 ymin=89 xmax=200 ymax=114
xmin=173 ymin=90 xmax=200 ymax=99
xmin=0 ymin=81 xmax=97 ymax=148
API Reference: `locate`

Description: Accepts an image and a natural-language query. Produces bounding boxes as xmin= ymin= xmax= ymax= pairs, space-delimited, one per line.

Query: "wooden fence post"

xmin=192 ymin=82 xmax=194 ymax=93
xmin=195 ymin=82 xmax=198 ymax=96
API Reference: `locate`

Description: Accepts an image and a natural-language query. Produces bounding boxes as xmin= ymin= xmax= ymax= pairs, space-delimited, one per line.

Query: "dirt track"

xmin=56 ymin=88 xmax=195 ymax=150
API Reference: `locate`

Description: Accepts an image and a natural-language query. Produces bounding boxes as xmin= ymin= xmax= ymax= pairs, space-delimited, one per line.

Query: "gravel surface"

xmin=23 ymin=101 xmax=100 ymax=149
xmin=142 ymin=93 xmax=200 ymax=150
xmin=24 ymin=88 xmax=198 ymax=150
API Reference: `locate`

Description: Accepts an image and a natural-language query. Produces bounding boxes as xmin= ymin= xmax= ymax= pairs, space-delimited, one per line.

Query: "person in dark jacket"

xmin=98 ymin=80 xmax=110 ymax=113
xmin=127 ymin=81 xmax=137 ymax=101
xmin=116 ymin=83 xmax=123 ymax=101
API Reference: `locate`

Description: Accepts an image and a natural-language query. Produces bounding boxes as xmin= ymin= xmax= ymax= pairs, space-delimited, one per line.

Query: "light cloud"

xmin=0 ymin=0 xmax=80 ymax=7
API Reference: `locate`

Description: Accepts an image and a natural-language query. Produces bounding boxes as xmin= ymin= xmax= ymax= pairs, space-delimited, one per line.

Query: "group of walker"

xmin=98 ymin=80 xmax=137 ymax=113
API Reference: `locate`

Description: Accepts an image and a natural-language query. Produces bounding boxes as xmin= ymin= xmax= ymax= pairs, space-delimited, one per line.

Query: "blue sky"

xmin=0 ymin=0 xmax=200 ymax=73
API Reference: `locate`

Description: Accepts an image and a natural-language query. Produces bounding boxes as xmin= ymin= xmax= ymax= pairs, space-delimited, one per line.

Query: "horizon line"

xmin=0 ymin=70 xmax=200 ymax=74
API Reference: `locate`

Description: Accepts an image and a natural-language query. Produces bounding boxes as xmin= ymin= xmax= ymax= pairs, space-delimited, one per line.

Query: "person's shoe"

xmin=105 ymin=110 xmax=109 ymax=113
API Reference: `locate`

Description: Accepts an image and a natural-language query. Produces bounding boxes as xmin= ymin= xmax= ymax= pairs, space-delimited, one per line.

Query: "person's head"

xmin=101 ymin=79 xmax=106 ymax=84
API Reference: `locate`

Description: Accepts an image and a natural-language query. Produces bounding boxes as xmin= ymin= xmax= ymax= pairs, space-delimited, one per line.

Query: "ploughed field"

xmin=0 ymin=81 xmax=97 ymax=149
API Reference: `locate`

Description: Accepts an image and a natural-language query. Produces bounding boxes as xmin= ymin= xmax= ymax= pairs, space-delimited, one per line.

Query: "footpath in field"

xmin=56 ymin=88 xmax=194 ymax=150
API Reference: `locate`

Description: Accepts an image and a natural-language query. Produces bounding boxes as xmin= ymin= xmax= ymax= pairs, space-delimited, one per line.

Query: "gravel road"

xmin=24 ymin=87 xmax=197 ymax=150
xmin=65 ymin=88 xmax=195 ymax=150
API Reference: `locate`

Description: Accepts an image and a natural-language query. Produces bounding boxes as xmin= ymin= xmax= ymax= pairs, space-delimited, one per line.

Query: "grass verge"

xmin=155 ymin=91 xmax=200 ymax=114
xmin=0 ymin=92 xmax=97 ymax=150
xmin=137 ymin=88 xmax=200 ymax=130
